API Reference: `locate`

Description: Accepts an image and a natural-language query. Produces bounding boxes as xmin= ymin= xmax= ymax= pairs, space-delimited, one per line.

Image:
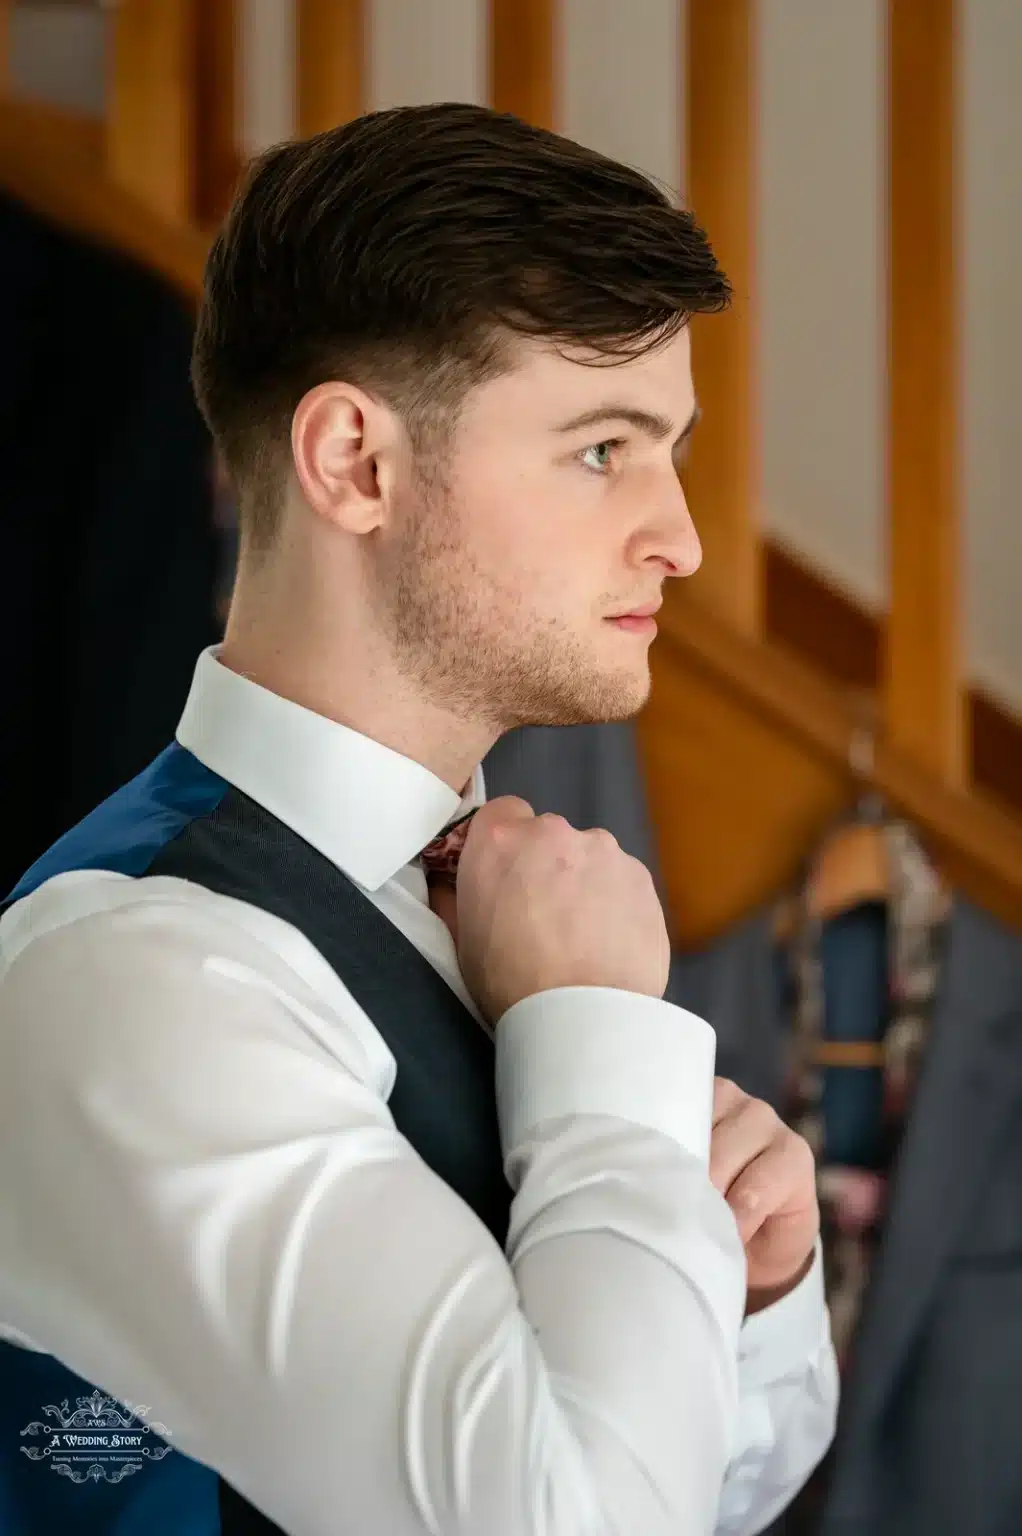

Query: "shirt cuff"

xmin=737 ymin=1238 xmax=828 ymax=1393
xmin=494 ymin=986 xmax=717 ymax=1166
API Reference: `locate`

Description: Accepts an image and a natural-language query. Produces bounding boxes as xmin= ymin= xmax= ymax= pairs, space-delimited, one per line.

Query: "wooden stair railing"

xmin=2 ymin=0 xmax=1019 ymax=947
xmin=684 ymin=0 xmax=762 ymax=638
xmin=0 ymin=0 xmax=209 ymax=294
xmin=639 ymin=591 xmax=1022 ymax=947
xmin=0 ymin=92 xmax=208 ymax=293
xmin=0 ymin=0 xmax=361 ymax=290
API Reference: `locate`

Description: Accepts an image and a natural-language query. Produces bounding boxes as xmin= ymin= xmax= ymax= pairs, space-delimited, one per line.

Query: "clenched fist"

xmin=453 ymin=796 xmax=671 ymax=1026
xmin=710 ymin=1078 xmax=820 ymax=1313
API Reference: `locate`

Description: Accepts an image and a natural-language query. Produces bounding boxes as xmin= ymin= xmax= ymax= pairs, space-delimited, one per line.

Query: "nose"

xmin=643 ymin=475 xmax=702 ymax=580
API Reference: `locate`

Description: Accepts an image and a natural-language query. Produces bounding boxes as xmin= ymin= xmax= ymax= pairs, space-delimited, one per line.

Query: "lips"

xmin=608 ymin=613 xmax=658 ymax=635
xmin=607 ymin=602 xmax=662 ymax=620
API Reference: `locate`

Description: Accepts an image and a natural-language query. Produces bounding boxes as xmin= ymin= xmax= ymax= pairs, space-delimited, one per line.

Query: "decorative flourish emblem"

xmin=20 ymin=1392 xmax=173 ymax=1485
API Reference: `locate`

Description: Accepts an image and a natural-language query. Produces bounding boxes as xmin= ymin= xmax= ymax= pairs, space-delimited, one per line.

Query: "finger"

xmin=725 ymin=1135 xmax=814 ymax=1245
xmin=712 ymin=1077 xmax=745 ymax=1126
xmin=708 ymin=1096 xmax=782 ymax=1196
xmin=471 ymin=796 xmax=536 ymax=837
xmin=462 ymin=797 xmax=536 ymax=863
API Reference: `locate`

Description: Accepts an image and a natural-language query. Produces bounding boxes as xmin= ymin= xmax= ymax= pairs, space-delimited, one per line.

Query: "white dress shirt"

xmin=0 ymin=646 xmax=837 ymax=1535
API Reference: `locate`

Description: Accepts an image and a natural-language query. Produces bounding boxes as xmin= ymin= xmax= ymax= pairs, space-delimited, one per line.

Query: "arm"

xmin=1 ymin=875 xmax=749 ymax=1536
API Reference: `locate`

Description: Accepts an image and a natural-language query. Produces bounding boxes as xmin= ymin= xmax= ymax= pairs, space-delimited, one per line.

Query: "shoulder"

xmin=0 ymin=869 xmax=396 ymax=1096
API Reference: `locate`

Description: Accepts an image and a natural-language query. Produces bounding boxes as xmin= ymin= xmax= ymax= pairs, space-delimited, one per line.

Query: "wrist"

xmin=745 ymin=1248 xmax=815 ymax=1317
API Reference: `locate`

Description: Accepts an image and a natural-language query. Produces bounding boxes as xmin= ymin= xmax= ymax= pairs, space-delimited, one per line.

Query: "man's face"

xmin=372 ymin=326 xmax=702 ymax=733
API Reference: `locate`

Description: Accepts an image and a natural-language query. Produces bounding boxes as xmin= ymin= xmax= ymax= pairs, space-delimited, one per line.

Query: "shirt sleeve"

xmin=0 ymin=874 xmax=820 ymax=1536
xmin=716 ymin=1241 xmax=839 ymax=1535
xmin=499 ymin=991 xmax=839 ymax=1536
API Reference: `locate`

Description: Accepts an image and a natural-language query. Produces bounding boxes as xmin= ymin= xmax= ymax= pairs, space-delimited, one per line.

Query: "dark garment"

xmin=0 ymin=193 xmax=220 ymax=898
xmin=804 ymin=902 xmax=890 ymax=1169
xmin=773 ymin=904 xmax=890 ymax=1532
xmin=0 ymin=744 xmax=510 ymax=1535
xmin=670 ymin=899 xmax=1022 ymax=1536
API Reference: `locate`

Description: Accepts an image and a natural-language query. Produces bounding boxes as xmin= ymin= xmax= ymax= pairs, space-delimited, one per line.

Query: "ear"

xmin=291 ymin=381 xmax=403 ymax=535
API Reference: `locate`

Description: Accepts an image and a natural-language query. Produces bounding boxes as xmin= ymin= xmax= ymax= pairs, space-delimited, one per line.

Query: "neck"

xmin=220 ymin=564 xmax=496 ymax=796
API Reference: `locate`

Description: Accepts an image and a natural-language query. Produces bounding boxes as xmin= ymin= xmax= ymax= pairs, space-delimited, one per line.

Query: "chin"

xmin=567 ymin=669 xmax=652 ymax=726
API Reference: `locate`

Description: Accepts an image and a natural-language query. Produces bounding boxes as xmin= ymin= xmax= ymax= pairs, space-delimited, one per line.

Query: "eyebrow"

xmin=552 ymin=401 xmax=702 ymax=444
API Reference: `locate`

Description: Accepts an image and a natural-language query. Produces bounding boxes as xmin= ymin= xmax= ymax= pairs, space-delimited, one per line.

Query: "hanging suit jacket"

xmin=670 ymin=898 xmax=1022 ymax=1536
xmin=0 ymin=192 xmax=220 ymax=898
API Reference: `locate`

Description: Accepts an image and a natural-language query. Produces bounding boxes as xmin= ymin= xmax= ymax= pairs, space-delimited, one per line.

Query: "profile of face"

xmin=371 ymin=326 xmax=702 ymax=734
xmin=292 ymin=324 xmax=702 ymax=735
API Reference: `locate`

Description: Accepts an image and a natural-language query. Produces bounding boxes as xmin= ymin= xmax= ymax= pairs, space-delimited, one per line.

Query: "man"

xmin=0 ymin=103 xmax=837 ymax=1534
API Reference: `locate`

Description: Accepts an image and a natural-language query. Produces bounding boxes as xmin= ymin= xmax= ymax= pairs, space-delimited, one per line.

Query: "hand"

xmin=454 ymin=796 xmax=671 ymax=1026
xmin=710 ymin=1078 xmax=819 ymax=1313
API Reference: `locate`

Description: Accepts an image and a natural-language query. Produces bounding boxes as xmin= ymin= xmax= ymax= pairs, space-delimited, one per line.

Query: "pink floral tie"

xmin=419 ymin=809 xmax=479 ymax=893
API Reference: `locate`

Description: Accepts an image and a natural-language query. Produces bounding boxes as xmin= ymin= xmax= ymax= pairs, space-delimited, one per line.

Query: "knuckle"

xmin=748 ymin=1097 xmax=781 ymax=1138
xmin=535 ymin=812 xmax=573 ymax=837
xmin=790 ymin=1130 xmax=817 ymax=1176
xmin=738 ymin=1174 xmax=764 ymax=1206
xmin=532 ymin=813 xmax=584 ymax=864
xmin=482 ymin=795 xmax=531 ymax=826
xmin=713 ymin=1077 xmax=744 ymax=1114
xmin=629 ymin=853 xmax=656 ymax=886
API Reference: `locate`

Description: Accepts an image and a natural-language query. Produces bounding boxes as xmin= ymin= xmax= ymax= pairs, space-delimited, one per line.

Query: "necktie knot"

xmin=419 ymin=808 xmax=479 ymax=890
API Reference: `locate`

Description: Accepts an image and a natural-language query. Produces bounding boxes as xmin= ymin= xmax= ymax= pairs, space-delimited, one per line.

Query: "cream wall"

xmin=369 ymin=0 xmax=485 ymax=110
xmin=560 ymin=0 xmax=683 ymax=201
xmin=10 ymin=0 xmax=1022 ymax=714
xmin=962 ymin=0 xmax=1022 ymax=713
xmin=238 ymin=0 xmax=296 ymax=155
xmin=8 ymin=1 xmax=106 ymax=114
xmin=758 ymin=0 xmax=885 ymax=614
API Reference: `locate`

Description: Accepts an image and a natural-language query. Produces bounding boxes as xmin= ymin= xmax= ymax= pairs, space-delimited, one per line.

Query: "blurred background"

xmin=2 ymin=3 xmax=1021 ymax=1532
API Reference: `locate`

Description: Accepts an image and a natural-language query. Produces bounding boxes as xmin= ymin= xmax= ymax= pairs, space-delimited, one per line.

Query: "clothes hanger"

xmin=767 ymin=720 xmax=891 ymax=1070
xmin=771 ymin=715 xmax=886 ymax=942
xmin=806 ymin=719 xmax=891 ymax=923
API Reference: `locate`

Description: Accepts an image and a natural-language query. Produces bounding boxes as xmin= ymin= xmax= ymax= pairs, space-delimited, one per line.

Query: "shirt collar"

xmin=175 ymin=646 xmax=487 ymax=892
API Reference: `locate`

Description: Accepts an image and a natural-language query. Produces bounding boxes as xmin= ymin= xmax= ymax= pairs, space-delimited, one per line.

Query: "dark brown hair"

xmin=191 ymin=101 xmax=730 ymax=553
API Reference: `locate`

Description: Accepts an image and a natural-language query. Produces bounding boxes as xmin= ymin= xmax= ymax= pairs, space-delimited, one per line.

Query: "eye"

xmin=580 ymin=440 xmax=623 ymax=474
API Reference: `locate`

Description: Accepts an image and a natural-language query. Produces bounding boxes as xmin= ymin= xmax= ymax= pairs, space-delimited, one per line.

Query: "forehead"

xmin=462 ymin=326 xmax=695 ymax=431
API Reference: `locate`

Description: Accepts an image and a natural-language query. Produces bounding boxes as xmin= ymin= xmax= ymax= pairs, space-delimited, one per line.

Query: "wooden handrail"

xmin=0 ymin=96 xmax=208 ymax=294
xmin=657 ymin=590 xmax=1022 ymax=931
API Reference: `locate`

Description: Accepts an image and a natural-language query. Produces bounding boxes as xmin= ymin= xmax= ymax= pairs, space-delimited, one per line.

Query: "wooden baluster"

xmin=490 ymin=0 xmax=555 ymax=131
xmin=885 ymin=0 xmax=965 ymax=785
xmin=683 ymin=0 xmax=762 ymax=636
xmin=0 ymin=0 xmax=9 ymax=98
xmin=107 ymin=0 xmax=197 ymax=226
xmin=194 ymin=0 xmax=240 ymax=227
xmin=296 ymin=0 xmax=363 ymax=139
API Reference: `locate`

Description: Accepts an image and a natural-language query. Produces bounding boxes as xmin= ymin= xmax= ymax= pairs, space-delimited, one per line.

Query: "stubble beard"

xmin=377 ymin=473 xmax=651 ymax=732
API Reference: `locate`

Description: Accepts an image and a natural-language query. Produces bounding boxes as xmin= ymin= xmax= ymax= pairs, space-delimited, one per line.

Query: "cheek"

xmin=454 ymin=456 xmax=603 ymax=613
xmin=470 ymin=476 xmax=566 ymax=575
